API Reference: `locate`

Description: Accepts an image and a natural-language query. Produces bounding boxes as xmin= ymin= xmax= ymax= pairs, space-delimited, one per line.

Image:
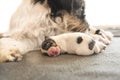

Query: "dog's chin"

xmin=48 ymin=46 xmax=60 ymax=57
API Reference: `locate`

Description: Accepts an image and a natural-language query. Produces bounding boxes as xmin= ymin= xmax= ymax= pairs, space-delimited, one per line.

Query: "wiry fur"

xmin=0 ymin=0 xmax=89 ymax=62
xmin=0 ymin=0 xmax=113 ymax=62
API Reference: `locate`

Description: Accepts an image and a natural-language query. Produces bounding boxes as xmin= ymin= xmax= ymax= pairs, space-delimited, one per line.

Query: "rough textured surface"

xmin=0 ymin=37 xmax=120 ymax=80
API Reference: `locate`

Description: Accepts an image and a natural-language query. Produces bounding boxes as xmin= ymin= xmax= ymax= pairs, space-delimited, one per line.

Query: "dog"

xmin=41 ymin=32 xmax=106 ymax=56
xmin=0 ymin=0 xmax=112 ymax=62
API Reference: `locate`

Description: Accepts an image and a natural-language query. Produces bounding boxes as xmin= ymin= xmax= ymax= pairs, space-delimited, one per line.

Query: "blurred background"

xmin=0 ymin=0 xmax=120 ymax=32
xmin=85 ymin=0 xmax=120 ymax=26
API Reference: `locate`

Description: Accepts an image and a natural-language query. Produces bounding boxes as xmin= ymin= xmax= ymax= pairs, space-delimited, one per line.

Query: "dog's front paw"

xmin=95 ymin=41 xmax=107 ymax=53
xmin=0 ymin=48 xmax=23 ymax=62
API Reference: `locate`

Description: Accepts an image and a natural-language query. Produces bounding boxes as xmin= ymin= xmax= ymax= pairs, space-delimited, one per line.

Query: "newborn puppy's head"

xmin=41 ymin=37 xmax=60 ymax=56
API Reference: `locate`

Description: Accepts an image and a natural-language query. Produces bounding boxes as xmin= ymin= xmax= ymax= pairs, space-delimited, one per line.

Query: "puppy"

xmin=41 ymin=32 xmax=106 ymax=56
xmin=0 ymin=0 xmax=113 ymax=62
xmin=0 ymin=0 xmax=88 ymax=62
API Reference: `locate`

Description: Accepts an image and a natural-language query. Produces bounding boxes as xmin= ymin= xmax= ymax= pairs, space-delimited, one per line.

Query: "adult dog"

xmin=0 ymin=0 xmax=111 ymax=62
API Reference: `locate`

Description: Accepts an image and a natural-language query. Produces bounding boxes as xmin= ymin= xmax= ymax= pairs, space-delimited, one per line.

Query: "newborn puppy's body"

xmin=41 ymin=32 xmax=106 ymax=56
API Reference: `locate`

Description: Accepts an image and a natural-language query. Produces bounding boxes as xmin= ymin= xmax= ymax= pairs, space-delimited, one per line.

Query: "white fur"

xmin=85 ymin=26 xmax=113 ymax=45
xmin=49 ymin=32 xmax=106 ymax=56
xmin=0 ymin=0 xmax=113 ymax=62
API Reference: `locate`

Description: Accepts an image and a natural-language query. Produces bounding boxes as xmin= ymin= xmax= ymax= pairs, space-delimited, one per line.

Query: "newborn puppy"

xmin=41 ymin=32 xmax=106 ymax=56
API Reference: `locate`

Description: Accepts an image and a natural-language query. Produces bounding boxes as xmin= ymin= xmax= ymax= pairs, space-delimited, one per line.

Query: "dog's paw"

xmin=87 ymin=27 xmax=113 ymax=45
xmin=0 ymin=48 xmax=23 ymax=62
xmin=99 ymin=43 xmax=106 ymax=53
xmin=103 ymin=31 xmax=113 ymax=40
xmin=94 ymin=41 xmax=107 ymax=53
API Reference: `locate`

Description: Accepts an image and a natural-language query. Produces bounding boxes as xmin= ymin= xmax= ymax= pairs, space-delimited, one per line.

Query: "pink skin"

xmin=48 ymin=46 xmax=60 ymax=57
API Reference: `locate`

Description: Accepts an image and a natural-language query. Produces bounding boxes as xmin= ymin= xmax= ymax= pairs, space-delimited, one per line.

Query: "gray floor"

xmin=0 ymin=37 xmax=120 ymax=80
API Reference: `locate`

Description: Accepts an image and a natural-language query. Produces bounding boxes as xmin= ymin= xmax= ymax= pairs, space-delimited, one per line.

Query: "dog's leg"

xmin=0 ymin=33 xmax=39 ymax=62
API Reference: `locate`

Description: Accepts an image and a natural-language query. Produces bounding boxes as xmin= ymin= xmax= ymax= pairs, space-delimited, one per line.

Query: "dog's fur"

xmin=0 ymin=0 xmax=112 ymax=62
xmin=41 ymin=33 xmax=106 ymax=56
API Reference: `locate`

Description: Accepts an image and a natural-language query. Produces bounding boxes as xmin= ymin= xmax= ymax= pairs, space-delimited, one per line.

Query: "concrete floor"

xmin=0 ymin=36 xmax=120 ymax=80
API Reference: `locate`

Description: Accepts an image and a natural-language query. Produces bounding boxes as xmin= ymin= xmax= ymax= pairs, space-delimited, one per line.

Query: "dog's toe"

xmin=0 ymin=48 xmax=23 ymax=62
xmin=9 ymin=49 xmax=23 ymax=62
